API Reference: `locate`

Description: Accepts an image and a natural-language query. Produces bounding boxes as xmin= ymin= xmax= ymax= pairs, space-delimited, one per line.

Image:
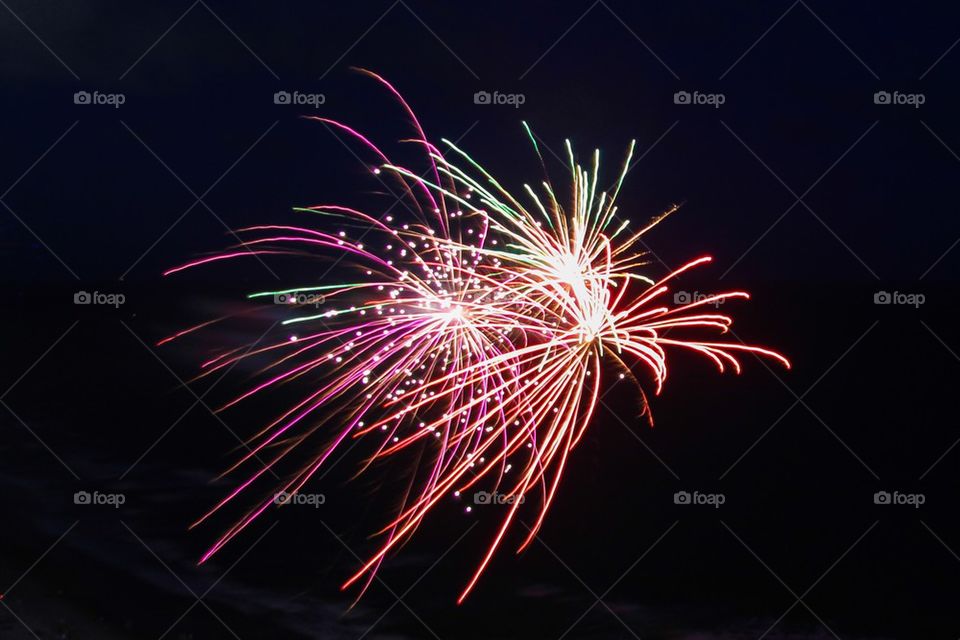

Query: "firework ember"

xmin=164 ymin=69 xmax=789 ymax=602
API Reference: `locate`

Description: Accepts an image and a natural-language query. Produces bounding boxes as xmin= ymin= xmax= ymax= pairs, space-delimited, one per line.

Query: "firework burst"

xmin=164 ymin=70 xmax=789 ymax=602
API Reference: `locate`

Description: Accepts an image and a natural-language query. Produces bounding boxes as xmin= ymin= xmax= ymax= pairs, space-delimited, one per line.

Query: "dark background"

xmin=1 ymin=2 xmax=958 ymax=638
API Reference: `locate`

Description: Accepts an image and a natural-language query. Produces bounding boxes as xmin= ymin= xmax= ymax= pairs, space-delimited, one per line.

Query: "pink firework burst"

xmin=163 ymin=69 xmax=789 ymax=603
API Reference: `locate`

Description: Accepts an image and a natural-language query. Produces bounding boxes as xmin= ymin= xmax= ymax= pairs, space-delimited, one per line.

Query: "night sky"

xmin=2 ymin=2 xmax=959 ymax=638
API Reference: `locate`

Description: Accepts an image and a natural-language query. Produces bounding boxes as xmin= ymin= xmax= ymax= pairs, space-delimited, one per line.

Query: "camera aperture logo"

xmin=674 ymin=490 xmax=725 ymax=508
xmin=473 ymin=91 xmax=525 ymax=108
xmin=674 ymin=291 xmax=724 ymax=307
xmin=873 ymin=290 xmax=924 ymax=308
xmin=74 ymin=490 xmax=126 ymax=508
xmin=473 ymin=490 xmax=524 ymax=505
xmin=873 ymin=490 xmax=924 ymax=508
xmin=274 ymin=292 xmax=326 ymax=307
xmin=74 ymin=290 xmax=125 ymax=308
xmin=273 ymin=491 xmax=325 ymax=507
xmin=74 ymin=90 xmax=125 ymax=108
xmin=274 ymin=90 xmax=326 ymax=107
xmin=873 ymin=90 xmax=924 ymax=108
xmin=674 ymin=90 xmax=725 ymax=108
